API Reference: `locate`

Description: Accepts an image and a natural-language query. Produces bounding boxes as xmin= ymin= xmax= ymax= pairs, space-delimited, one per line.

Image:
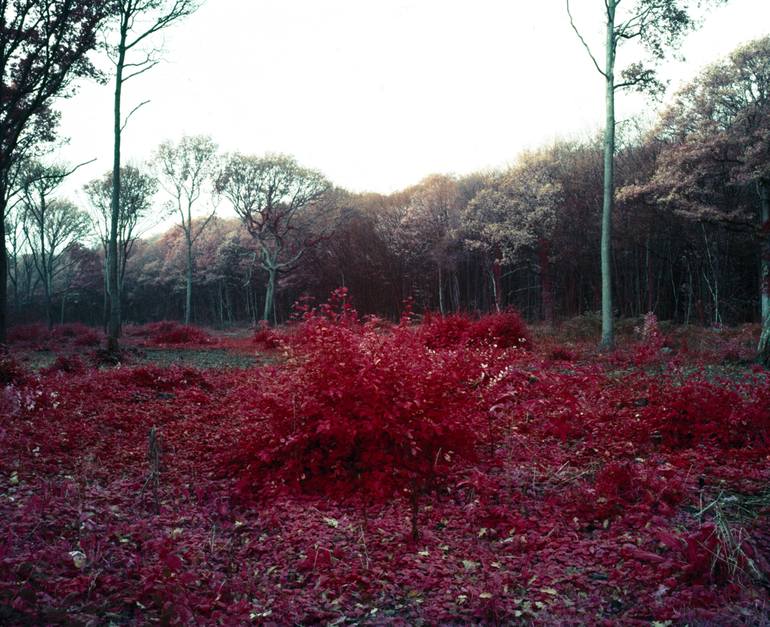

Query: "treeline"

xmin=5 ymin=36 xmax=770 ymax=331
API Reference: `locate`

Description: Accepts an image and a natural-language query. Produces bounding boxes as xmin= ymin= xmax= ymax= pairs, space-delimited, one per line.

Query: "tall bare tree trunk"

xmin=600 ymin=1 xmax=617 ymax=351
xmin=646 ymin=236 xmax=654 ymax=313
xmin=0 ymin=180 xmax=7 ymax=345
xmin=102 ymin=255 xmax=110 ymax=332
xmin=107 ymin=32 xmax=127 ymax=355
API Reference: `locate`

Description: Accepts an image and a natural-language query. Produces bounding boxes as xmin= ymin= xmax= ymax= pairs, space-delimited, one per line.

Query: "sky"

xmin=53 ymin=0 xmax=770 ymax=215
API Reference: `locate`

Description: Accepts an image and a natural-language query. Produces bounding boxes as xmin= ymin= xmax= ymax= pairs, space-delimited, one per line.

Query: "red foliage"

xmin=126 ymin=321 xmax=214 ymax=345
xmin=632 ymin=380 xmax=770 ymax=450
xmin=40 ymin=355 xmax=87 ymax=376
xmin=230 ymin=291 xmax=486 ymax=511
xmin=252 ymin=320 xmax=282 ymax=350
xmin=419 ymin=309 xmax=531 ymax=350
xmin=0 ymin=312 xmax=768 ymax=624
xmin=469 ymin=309 xmax=530 ymax=349
xmin=7 ymin=323 xmax=102 ymax=349
xmin=419 ymin=311 xmax=474 ymax=349
xmin=547 ymin=346 xmax=578 ymax=361
xmin=0 ymin=355 xmax=31 ymax=386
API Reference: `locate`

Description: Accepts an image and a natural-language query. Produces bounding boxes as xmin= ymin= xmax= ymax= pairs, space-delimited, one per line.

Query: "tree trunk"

xmin=600 ymin=1 xmax=616 ymax=351
xmin=759 ymin=180 xmax=769 ymax=323
xmin=102 ymin=253 xmax=110 ymax=332
xmin=60 ymin=290 xmax=67 ymax=324
xmin=451 ymin=272 xmax=460 ymax=312
xmin=263 ymin=266 xmax=276 ymax=323
xmin=0 ymin=183 xmax=7 ymax=345
xmin=437 ymin=264 xmax=444 ymax=315
xmin=44 ymin=277 xmax=53 ymax=329
xmin=185 ymin=234 xmax=193 ymax=324
xmin=490 ymin=259 xmax=502 ymax=312
xmin=539 ymin=238 xmax=554 ymax=326
xmin=646 ymin=236 xmax=654 ymax=313
xmin=757 ymin=180 xmax=770 ymax=365
xmin=107 ymin=33 xmax=127 ymax=355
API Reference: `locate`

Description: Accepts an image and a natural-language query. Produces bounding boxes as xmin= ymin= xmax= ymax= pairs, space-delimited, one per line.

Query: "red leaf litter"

xmin=1 ymin=296 xmax=769 ymax=624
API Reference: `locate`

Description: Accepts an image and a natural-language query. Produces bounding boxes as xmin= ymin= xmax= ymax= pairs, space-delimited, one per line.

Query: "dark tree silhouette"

xmin=0 ymin=0 xmax=111 ymax=344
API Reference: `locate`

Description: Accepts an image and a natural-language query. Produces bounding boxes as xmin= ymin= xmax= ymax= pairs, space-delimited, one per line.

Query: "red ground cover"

xmin=123 ymin=321 xmax=215 ymax=346
xmin=1 ymin=310 xmax=769 ymax=624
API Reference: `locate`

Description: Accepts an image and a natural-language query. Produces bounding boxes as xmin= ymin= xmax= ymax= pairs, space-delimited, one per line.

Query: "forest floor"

xmin=1 ymin=315 xmax=769 ymax=625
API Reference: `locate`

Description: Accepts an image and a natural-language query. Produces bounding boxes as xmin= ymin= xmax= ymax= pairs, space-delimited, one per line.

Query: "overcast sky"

xmin=54 ymin=0 xmax=770 ymax=210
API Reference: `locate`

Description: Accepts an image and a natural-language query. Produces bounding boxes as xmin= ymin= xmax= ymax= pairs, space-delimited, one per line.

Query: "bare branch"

xmin=122 ymin=58 xmax=162 ymax=82
xmin=121 ymin=99 xmax=151 ymax=131
xmin=566 ymin=0 xmax=608 ymax=79
xmin=124 ymin=0 xmax=199 ymax=52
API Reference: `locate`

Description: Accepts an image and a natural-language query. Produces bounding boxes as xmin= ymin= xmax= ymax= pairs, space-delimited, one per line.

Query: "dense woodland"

xmin=4 ymin=35 xmax=769 ymax=341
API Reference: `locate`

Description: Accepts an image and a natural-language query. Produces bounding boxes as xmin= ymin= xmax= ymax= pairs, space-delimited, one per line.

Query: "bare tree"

xmin=566 ymin=0 xmax=725 ymax=349
xmin=216 ymin=154 xmax=332 ymax=323
xmin=153 ymin=135 xmax=219 ymax=324
xmin=106 ymin=0 xmax=200 ymax=354
xmin=20 ymin=161 xmax=91 ymax=327
xmin=85 ymin=165 xmax=158 ymax=328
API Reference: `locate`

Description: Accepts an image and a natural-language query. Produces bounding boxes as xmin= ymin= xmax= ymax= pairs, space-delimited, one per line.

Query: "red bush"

xmin=635 ymin=381 xmax=770 ymax=450
xmin=253 ymin=321 xmax=282 ymax=350
xmin=8 ymin=323 xmax=101 ymax=348
xmin=419 ymin=310 xmax=531 ymax=351
xmin=135 ymin=321 xmax=214 ymax=345
xmin=419 ymin=312 xmax=474 ymax=349
xmin=230 ymin=295 xmax=486 ymax=521
xmin=468 ymin=309 xmax=531 ymax=349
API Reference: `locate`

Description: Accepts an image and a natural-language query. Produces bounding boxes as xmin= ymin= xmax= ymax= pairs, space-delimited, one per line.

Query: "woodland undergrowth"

xmin=1 ymin=299 xmax=769 ymax=624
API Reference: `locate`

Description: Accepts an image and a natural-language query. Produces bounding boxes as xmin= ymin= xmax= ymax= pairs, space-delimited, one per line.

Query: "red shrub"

xmin=468 ymin=310 xmax=531 ymax=349
xmin=253 ymin=321 xmax=282 ymax=350
xmin=362 ymin=314 xmax=393 ymax=332
xmin=7 ymin=323 xmax=101 ymax=348
xmin=230 ymin=297 xmax=486 ymax=518
xmin=142 ymin=321 xmax=213 ymax=345
xmin=637 ymin=381 xmax=770 ymax=450
xmin=419 ymin=312 xmax=474 ymax=349
xmin=418 ymin=310 xmax=531 ymax=351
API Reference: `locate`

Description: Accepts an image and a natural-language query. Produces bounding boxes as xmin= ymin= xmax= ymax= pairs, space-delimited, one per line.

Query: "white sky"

xmin=54 ymin=0 xmax=770 ymax=213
